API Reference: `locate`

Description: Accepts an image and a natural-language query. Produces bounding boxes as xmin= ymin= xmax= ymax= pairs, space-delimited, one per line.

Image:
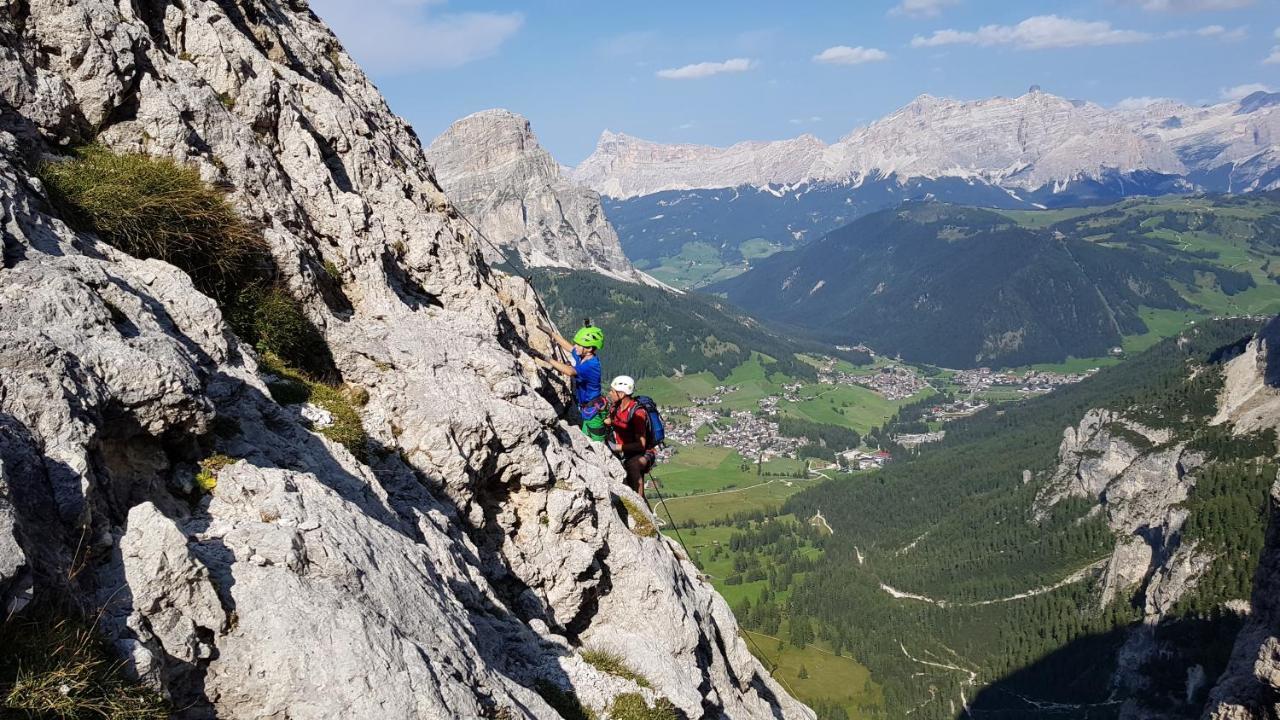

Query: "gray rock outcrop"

xmin=427 ymin=109 xmax=644 ymax=283
xmin=0 ymin=2 xmax=808 ymax=718
xmin=1198 ymin=319 xmax=1280 ymax=719
xmin=1036 ymin=409 xmax=1207 ymax=611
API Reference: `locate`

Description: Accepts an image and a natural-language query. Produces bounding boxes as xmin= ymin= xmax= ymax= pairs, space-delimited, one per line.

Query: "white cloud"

xmin=788 ymin=116 xmax=824 ymax=125
xmin=1114 ymin=96 xmax=1179 ymax=110
xmin=1221 ymin=83 xmax=1273 ymax=100
xmin=1128 ymin=0 xmax=1253 ymax=10
xmin=1193 ymin=24 xmax=1247 ymax=39
xmin=656 ymin=58 xmax=754 ymax=80
xmin=890 ymin=0 xmax=959 ymax=18
xmin=813 ymin=46 xmax=890 ymax=65
xmin=911 ymin=15 xmax=1150 ymax=50
xmin=1264 ymin=47 xmax=1280 ymax=64
xmin=310 ymin=0 xmax=522 ymax=73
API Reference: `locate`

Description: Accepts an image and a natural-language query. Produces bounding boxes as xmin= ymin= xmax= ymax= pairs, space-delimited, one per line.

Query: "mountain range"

xmin=575 ymin=88 xmax=1280 ymax=274
xmin=574 ymin=87 xmax=1280 ymax=199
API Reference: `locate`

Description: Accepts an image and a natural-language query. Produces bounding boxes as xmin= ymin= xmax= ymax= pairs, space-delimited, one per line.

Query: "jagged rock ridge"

xmin=573 ymin=88 xmax=1280 ymax=199
xmin=0 ymin=2 xmax=809 ymax=718
xmin=427 ymin=109 xmax=644 ymax=284
xmin=572 ymin=130 xmax=825 ymax=200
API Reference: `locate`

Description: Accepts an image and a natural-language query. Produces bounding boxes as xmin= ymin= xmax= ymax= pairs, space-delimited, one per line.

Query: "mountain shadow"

xmin=963 ymin=611 xmax=1246 ymax=720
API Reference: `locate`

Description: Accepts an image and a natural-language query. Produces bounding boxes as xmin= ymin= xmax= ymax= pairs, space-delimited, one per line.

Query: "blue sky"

xmin=310 ymin=0 xmax=1280 ymax=165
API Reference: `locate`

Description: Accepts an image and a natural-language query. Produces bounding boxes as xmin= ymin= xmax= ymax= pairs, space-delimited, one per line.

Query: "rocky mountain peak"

xmin=572 ymin=129 xmax=828 ymax=199
xmin=1238 ymin=90 xmax=1280 ymax=115
xmin=427 ymin=108 xmax=643 ymax=283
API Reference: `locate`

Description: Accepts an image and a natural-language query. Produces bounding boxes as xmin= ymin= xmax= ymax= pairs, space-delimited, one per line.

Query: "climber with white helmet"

xmin=605 ymin=374 xmax=655 ymax=500
xmin=534 ymin=319 xmax=608 ymax=441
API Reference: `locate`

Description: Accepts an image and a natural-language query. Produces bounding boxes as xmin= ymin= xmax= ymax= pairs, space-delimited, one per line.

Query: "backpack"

xmin=624 ymin=396 xmax=666 ymax=449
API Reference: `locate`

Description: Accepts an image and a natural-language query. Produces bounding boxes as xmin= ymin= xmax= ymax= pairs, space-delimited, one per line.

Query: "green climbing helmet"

xmin=573 ymin=326 xmax=604 ymax=350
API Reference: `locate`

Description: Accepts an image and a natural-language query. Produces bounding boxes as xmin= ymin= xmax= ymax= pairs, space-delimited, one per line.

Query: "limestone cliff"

xmin=1201 ymin=318 xmax=1280 ymax=720
xmin=1030 ymin=320 xmax=1280 ymax=718
xmin=427 ymin=109 xmax=643 ymax=284
xmin=0 ymin=2 xmax=808 ymax=718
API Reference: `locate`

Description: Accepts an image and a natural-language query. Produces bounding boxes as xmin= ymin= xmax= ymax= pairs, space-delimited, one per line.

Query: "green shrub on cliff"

xmin=260 ymin=353 xmax=368 ymax=459
xmin=608 ymin=693 xmax=678 ymax=720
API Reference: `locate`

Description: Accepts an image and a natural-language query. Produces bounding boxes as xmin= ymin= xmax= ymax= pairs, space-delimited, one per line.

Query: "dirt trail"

xmin=810 ymin=510 xmax=834 ymax=535
xmin=878 ymin=559 xmax=1108 ymax=608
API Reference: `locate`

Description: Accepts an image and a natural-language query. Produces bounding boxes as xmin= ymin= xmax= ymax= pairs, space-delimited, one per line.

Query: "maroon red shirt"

xmin=609 ymin=398 xmax=649 ymax=455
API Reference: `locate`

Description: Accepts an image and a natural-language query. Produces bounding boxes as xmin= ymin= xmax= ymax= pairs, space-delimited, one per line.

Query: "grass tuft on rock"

xmin=39 ymin=145 xmax=338 ymax=378
xmin=0 ymin=607 xmax=169 ymax=719
xmin=260 ymin=353 xmax=368 ymax=460
xmin=226 ymin=284 xmax=333 ymax=375
xmin=533 ymin=680 xmax=596 ymax=720
xmin=322 ymin=259 xmax=341 ymax=281
xmin=608 ymin=693 xmax=678 ymax=720
xmin=195 ymin=453 xmax=235 ymax=493
xmin=581 ymin=649 xmax=650 ymax=688
xmin=618 ymin=497 xmax=657 ymax=538
xmin=39 ymin=145 xmax=265 ymax=305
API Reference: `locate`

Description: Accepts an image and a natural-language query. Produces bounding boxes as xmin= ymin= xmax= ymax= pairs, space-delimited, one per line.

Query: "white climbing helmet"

xmin=610 ymin=375 xmax=635 ymax=395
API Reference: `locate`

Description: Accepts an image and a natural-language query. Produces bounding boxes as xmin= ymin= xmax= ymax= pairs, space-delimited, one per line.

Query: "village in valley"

xmin=656 ymin=352 xmax=1101 ymax=480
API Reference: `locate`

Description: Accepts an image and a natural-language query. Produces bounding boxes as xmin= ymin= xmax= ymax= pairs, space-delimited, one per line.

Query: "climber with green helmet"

xmin=534 ymin=319 xmax=609 ymax=441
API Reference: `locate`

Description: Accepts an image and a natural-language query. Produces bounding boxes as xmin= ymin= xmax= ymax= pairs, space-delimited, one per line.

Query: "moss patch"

xmin=581 ymin=649 xmax=650 ymax=688
xmin=608 ymin=693 xmax=678 ymax=720
xmin=618 ymin=497 xmax=657 ymax=538
xmin=0 ymin=608 xmax=169 ymax=719
xmin=261 ymin=353 xmax=368 ymax=460
xmin=195 ymin=453 xmax=235 ymax=493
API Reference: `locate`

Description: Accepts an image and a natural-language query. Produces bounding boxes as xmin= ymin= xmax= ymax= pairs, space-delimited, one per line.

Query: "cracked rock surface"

xmin=0 ymin=1 xmax=809 ymax=718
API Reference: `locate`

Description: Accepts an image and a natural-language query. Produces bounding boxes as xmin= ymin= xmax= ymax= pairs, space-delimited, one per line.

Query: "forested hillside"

xmin=713 ymin=196 xmax=1280 ymax=368
xmin=757 ymin=319 xmax=1278 ymax=718
xmin=529 ymin=268 xmax=867 ymax=380
xmin=603 ymin=178 xmax=1029 ymax=271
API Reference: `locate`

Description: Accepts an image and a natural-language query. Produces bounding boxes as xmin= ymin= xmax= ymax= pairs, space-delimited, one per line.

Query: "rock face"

xmin=814 ymin=89 xmax=1185 ymax=192
xmin=1213 ymin=315 xmax=1280 ymax=435
xmin=0 ymin=2 xmax=808 ymax=719
xmin=1030 ymin=322 xmax=1280 ymax=718
xmin=573 ymin=88 xmax=1280 ymax=198
xmin=427 ymin=109 xmax=643 ymax=283
xmin=572 ymin=130 xmax=825 ymax=200
xmin=1200 ymin=317 xmax=1280 ymax=720
xmin=1035 ymin=409 xmax=1204 ymax=612
xmin=1121 ymin=92 xmax=1280 ymax=194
